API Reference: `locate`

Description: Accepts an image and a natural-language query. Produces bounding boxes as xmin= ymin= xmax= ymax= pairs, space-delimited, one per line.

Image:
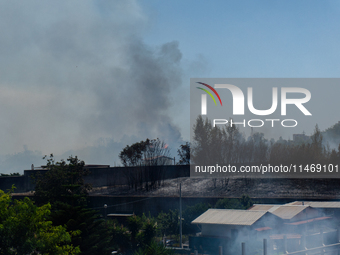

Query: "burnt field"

xmin=90 ymin=177 xmax=340 ymax=199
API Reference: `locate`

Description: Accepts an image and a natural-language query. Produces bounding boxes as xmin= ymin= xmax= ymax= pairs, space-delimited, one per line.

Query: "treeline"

xmin=191 ymin=116 xmax=340 ymax=166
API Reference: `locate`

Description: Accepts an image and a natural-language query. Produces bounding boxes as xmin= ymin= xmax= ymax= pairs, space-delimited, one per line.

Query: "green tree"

xmin=52 ymin=204 xmax=112 ymax=255
xmin=34 ymin=155 xmax=112 ymax=255
xmin=111 ymin=215 xmax=158 ymax=254
xmin=34 ymin=154 xmax=91 ymax=206
xmin=215 ymin=194 xmax=253 ymax=210
xmin=110 ymin=223 xmax=130 ymax=253
xmin=156 ymin=210 xmax=179 ymax=237
xmin=0 ymin=188 xmax=80 ymax=254
xmin=134 ymin=241 xmax=174 ymax=255
xmin=182 ymin=203 xmax=211 ymax=234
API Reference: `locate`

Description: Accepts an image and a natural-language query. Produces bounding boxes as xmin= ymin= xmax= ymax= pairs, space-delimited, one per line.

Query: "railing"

xmin=286 ymin=243 xmax=340 ymax=255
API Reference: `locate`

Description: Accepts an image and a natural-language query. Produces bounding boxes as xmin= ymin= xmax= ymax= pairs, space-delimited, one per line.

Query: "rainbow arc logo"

xmin=196 ymin=82 xmax=223 ymax=106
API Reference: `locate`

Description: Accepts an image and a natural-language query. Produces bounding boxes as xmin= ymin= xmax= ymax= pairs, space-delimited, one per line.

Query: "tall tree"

xmin=119 ymin=138 xmax=171 ymax=190
xmin=177 ymin=142 xmax=190 ymax=165
xmin=119 ymin=140 xmax=150 ymax=167
xmin=110 ymin=215 xmax=159 ymax=254
xmin=34 ymin=155 xmax=112 ymax=255
xmin=34 ymin=154 xmax=91 ymax=206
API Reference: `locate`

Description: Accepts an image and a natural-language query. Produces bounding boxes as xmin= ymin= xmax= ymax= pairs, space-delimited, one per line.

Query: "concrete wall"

xmin=83 ymin=165 xmax=190 ymax=187
xmin=0 ymin=165 xmax=190 ymax=193
xmin=0 ymin=175 xmax=26 ymax=192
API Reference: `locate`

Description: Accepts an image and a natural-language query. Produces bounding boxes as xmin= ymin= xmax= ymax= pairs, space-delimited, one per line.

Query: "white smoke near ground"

xmin=0 ymin=0 xmax=193 ymax=173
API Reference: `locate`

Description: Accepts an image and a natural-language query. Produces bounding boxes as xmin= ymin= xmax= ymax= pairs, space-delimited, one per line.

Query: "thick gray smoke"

xmin=0 ymin=0 xmax=186 ymax=173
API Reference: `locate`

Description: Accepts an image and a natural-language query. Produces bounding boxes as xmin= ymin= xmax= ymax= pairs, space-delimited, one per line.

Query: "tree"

xmin=34 ymin=155 xmax=112 ymax=255
xmin=192 ymin=116 xmax=250 ymax=166
xmin=191 ymin=116 xmax=212 ymax=165
xmin=156 ymin=210 xmax=179 ymax=237
xmin=34 ymin=154 xmax=91 ymax=206
xmin=310 ymin=124 xmax=325 ymax=162
xmin=110 ymin=215 xmax=158 ymax=254
xmin=182 ymin=203 xmax=211 ymax=234
xmin=251 ymin=132 xmax=269 ymax=163
xmin=119 ymin=140 xmax=150 ymax=167
xmin=51 ymin=204 xmax=112 ymax=255
xmin=177 ymin=142 xmax=190 ymax=165
xmin=0 ymin=188 xmax=80 ymax=254
xmin=214 ymin=194 xmax=253 ymax=210
xmin=134 ymin=241 xmax=174 ymax=255
xmin=119 ymin=139 xmax=171 ymax=190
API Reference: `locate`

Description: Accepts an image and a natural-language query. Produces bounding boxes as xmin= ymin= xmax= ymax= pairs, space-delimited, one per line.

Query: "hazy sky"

xmin=1 ymin=0 xmax=340 ymax=173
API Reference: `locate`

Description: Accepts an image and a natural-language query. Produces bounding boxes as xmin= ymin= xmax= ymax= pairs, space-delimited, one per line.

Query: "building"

xmin=293 ymin=133 xmax=311 ymax=143
xmin=191 ymin=201 xmax=340 ymax=254
xmin=190 ymin=209 xmax=282 ymax=254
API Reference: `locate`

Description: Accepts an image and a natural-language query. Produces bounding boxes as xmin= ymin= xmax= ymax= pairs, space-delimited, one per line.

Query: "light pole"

xmin=179 ymin=183 xmax=182 ymax=248
xmin=104 ymin=204 xmax=107 ymax=220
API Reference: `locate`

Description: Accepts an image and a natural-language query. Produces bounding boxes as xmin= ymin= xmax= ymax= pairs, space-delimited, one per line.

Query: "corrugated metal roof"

xmin=191 ymin=209 xmax=268 ymax=226
xmin=270 ymin=205 xmax=309 ymax=219
xmin=284 ymin=216 xmax=331 ymax=226
xmin=248 ymin=204 xmax=281 ymax=212
xmin=287 ymin=201 xmax=340 ymax=208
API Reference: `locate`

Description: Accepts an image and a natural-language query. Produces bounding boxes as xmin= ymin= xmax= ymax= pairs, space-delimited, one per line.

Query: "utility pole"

xmin=104 ymin=204 xmax=108 ymax=227
xmin=179 ymin=182 xmax=182 ymax=248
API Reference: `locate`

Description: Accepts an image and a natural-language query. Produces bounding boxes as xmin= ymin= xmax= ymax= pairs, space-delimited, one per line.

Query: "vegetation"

xmin=192 ymin=116 xmax=340 ymax=166
xmin=215 ymin=194 xmax=254 ymax=210
xmin=34 ymin=155 xmax=112 ymax=254
xmin=110 ymin=214 xmax=163 ymax=254
xmin=157 ymin=210 xmax=180 ymax=237
xmin=0 ymin=172 xmax=20 ymax=176
xmin=3 ymin=118 xmax=340 ymax=253
xmin=134 ymin=241 xmax=174 ymax=255
xmin=34 ymin=154 xmax=91 ymax=206
xmin=0 ymin=188 xmax=80 ymax=254
xmin=119 ymin=138 xmax=171 ymax=191
xmin=182 ymin=202 xmax=211 ymax=234
xmin=177 ymin=142 xmax=190 ymax=165
xmin=154 ymin=195 xmax=253 ymax=238
xmin=1 ymin=149 xmax=256 ymax=254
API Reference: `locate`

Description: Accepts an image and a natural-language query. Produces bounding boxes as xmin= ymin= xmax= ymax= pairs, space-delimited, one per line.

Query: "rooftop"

xmin=191 ymin=209 xmax=268 ymax=226
xmin=286 ymin=201 xmax=340 ymax=208
xmin=270 ymin=205 xmax=310 ymax=220
xmin=248 ymin=204 xmax=281 ymax=212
